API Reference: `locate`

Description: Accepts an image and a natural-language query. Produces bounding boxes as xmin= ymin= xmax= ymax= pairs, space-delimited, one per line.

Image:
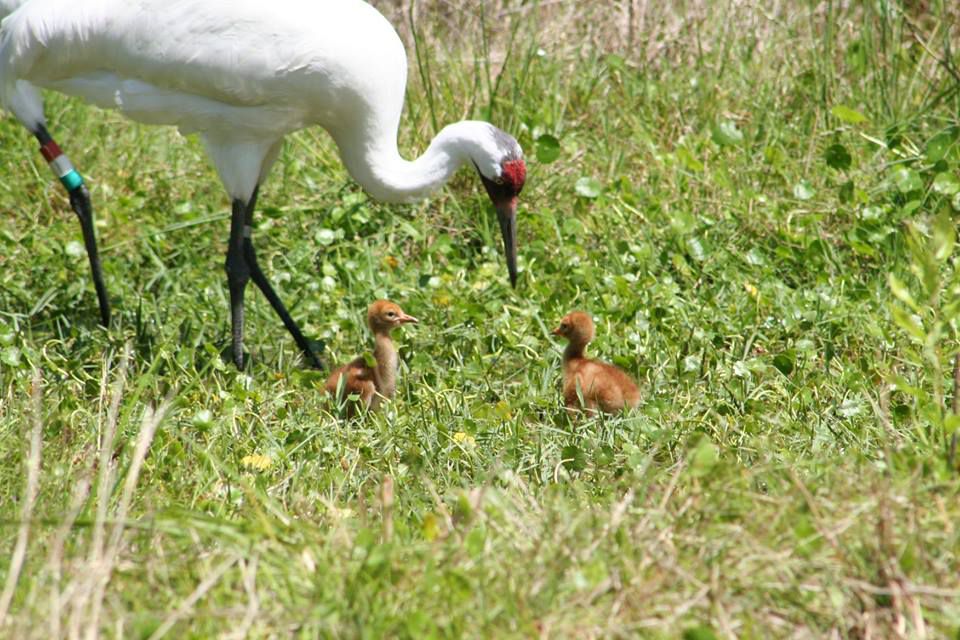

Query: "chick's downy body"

xmin=325 ymin=300 xmax=418 ymax=416
xmin=554 ymin=311 xmax=640 ymax=414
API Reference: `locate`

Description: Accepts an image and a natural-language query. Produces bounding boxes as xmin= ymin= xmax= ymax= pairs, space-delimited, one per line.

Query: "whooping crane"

xmin=0 ymin=0 xmax=526 ymax=369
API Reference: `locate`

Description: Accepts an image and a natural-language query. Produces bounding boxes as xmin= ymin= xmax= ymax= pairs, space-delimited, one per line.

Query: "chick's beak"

xmin=397 ymin=312 xmax=419 ymax=324
xmin=496 ymin=196 xmax=518 ymax=288
xmin=551 ymin=327 xmax=562 ymax=336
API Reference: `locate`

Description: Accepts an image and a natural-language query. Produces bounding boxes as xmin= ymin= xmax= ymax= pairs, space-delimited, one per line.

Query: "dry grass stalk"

xmin=74 ymin=345 xmax=130 ymax=640
xmin=225 ymin=555 xmax=261 ymax=640
xmin=86 ymin=396 xmax=172 ymax=638
xmin=46 ymin=474 xmax=92 ymax=640
xmin=381 ymin=474 xmax=395 ymax=542
xmin=0 ymin=370 xmax=44 ymax=627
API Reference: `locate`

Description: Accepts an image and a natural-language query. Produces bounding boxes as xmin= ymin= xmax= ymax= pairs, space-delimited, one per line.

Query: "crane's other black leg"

xmin=226 ymin=197 xmax=251 ymax=369
xmin=241 ymin=187 xmax=322 ymax=369
xmin=34 ymin=125 xmax=111 ymax=326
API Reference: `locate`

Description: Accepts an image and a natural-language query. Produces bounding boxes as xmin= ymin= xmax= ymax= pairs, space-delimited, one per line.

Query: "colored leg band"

xmin=244 ymin=225 xmax=253 ymax=238
xmin=60 ymin=170 xmax=84 ymax=190
xmin=39 ymin=139 xmax=84 ymax=191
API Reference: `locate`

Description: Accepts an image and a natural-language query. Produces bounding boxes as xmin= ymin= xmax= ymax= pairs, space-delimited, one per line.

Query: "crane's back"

xmin=1 ymin=0 xmax=408 ymax=139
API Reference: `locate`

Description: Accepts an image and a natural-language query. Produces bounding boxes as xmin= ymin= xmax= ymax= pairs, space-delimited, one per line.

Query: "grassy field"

xmin=2 ymin=0 xmax=960 ymax=637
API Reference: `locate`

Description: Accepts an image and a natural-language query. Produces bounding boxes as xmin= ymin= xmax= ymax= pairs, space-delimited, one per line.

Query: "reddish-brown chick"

xmin=325 ymin=300 xmax=418 ymax=416
xmin=553 ymin=311 xmax=640 ymax=414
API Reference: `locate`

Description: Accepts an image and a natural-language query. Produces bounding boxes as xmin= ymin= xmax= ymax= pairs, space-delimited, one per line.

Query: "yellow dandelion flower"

xmin=241 ymin=454 xmax=273 ymax=471
xmin=453 ymin=432 xmax=477 ymax=447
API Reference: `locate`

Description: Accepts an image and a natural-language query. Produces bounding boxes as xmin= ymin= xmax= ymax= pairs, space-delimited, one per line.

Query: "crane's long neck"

xmin=332 ymin=121 xmax=495 ymax=204
xmin=372 ymin=332 xmax=399 ymax=399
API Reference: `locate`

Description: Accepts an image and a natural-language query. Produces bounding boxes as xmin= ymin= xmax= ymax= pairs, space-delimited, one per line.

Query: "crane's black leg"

xmin=226 ymin=197 xmax=251 ymax=369
xmin=34 ymin=125 xmax=111 ymax=326
xmin=68 ymin=186 xmax=110 ymax=326
xmin=241 ymin=187 xmax=322 ymax=369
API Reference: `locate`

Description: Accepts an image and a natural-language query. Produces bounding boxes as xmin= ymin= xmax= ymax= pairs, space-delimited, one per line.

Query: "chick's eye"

xmin=387 ymin=312 xmax=396 ymax=317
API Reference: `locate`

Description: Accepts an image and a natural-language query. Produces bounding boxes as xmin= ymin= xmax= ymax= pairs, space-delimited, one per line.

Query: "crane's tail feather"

xmin=2 ymin=78 xmax=45 ymax=128
xmin=0 ymin=9 xmax=45 ymax=129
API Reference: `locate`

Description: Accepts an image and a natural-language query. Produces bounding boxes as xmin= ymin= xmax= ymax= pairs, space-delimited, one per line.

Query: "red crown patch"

xmin=501 ymin=158 xmax=526 ymax=191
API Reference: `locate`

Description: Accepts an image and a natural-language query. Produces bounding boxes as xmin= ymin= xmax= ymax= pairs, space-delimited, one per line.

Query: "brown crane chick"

xmin=325 ymin=300 xmax=418 ymax=416
xmin=553 ymin=311 xmax=640 ymax=414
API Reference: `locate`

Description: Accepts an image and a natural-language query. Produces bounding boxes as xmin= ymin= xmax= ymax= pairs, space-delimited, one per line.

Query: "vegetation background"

xmin=2 ymin=0 xmax=960 ymax=637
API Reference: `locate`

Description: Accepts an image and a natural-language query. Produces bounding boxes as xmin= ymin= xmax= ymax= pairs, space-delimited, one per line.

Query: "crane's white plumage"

xmin=0 ymin=0 xmax=522 ymax=202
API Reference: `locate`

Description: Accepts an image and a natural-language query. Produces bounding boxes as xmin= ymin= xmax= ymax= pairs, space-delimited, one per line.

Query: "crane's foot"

xmin=220 ymin=345 xmax=251 ymax=371
xmin=302 ymin=340 xmax=326 ymax=370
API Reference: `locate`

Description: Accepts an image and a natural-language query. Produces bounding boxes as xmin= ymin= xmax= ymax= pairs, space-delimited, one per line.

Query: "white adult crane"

xmin=0 ymin=0 xmax=526 ymax=368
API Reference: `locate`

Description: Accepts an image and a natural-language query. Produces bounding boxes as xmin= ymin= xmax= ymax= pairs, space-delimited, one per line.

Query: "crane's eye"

xmin=387 ymin=312 xmax=396 ymax=318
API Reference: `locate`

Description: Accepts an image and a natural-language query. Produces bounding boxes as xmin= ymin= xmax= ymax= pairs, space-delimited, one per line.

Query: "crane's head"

xmin=473 ymin=126 xmax=526 ymax=288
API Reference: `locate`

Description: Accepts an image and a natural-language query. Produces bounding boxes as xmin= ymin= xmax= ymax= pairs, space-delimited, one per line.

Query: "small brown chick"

xmin=553 ymin=311 xmax=640 ymax=414
xmin=325 ymin=300 xmax=418 ymax=416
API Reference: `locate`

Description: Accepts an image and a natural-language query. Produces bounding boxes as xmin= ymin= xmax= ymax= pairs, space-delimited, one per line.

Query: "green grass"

xmin=2 ymin=0 xmax=960 ymax=637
